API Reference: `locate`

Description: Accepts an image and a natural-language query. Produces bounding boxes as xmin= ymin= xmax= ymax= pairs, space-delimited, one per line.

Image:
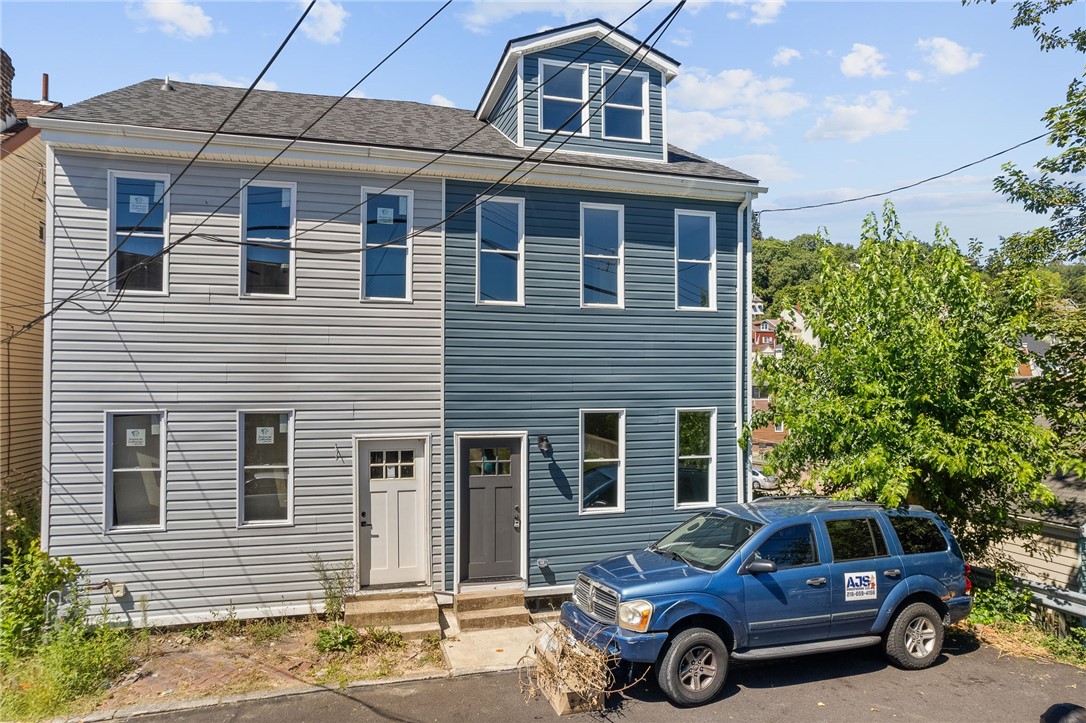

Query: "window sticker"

xmin=398 ymin=196 xmax=408 ymax=215
xmin=844 ymin=572 xmax=877 ymax=600
xmin=256 ymin=426 xmax=275 ymax=445
xmin=281 ymin=188 xmax=291 ymax=208
xmin=154 ymin=182 xmax=165 ymax=200
xmin=279 ymin=419 xmax=288 ymax=433
xmin=129 ymin=195 xmax=149 ymax=214
xmin=150 ymin=422 xmax=160 ymax=436
xmin=377 ymin=207 xmax=394 ymax=224
xmin=126 ymin=428 xmax=146 ymax=447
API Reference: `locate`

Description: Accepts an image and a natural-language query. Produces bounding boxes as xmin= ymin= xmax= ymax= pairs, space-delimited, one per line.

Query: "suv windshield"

xmin=650 ymin=512 xmax=762 ymax=570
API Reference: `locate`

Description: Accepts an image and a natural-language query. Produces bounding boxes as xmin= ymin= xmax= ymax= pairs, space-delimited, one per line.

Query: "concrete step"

xmin=454 ymin=589 xmax=526 ymax=614
xmin=457 ymin=605 xmax=532 ymax=631
xmin=529 ymin=609 xmax=562 ymax=625
xmin=344 ymin=593 xmax=439 ymax=629
xmin=385 ymin=621 xmax=442 ymax=641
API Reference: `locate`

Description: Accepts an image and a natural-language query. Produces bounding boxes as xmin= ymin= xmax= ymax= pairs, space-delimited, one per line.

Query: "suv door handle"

xmin=884 ymin=569 xmax=901 ymax=579
xmin=806 ymin=577 xmax=827 ymax=587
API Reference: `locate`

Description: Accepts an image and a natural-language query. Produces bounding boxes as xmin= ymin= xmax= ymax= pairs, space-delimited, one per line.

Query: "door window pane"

xmin=369 ymin=448 xmax=416 ymax=481
xmin=243 ymin=185 xmax=293 ymax=296
xmin=363 ymin=192 xmax=410 ymax=299
xmin=677 ymin=410 xmax=715 ymax=506
xmin=241 ymin=412 xmax=291 ymax=523
xmin=582 ymin=411 xmax=623 ymax=512
xmin=478 ymin=199 xmax=522 ymax=304
xmin=112 ymin=176 xmax=166 ymax=292
xmin=755 ymin=525 xmax=817 ymax=569
xmin=826 ymin=518 xmax=890 ymax=562
xmin=109 ymin=413 xmax=162 ymax=528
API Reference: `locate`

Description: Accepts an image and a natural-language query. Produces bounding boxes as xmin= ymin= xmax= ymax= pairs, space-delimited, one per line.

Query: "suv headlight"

xmin=617 ymin=600 xmax=654 ymax=632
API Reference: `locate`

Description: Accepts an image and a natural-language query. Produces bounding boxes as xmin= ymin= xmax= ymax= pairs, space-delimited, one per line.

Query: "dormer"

xmin=475 ymin=20 xmax=679 ymax=162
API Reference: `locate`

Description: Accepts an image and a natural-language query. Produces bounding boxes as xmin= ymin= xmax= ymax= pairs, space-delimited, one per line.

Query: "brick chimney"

xmin=1 ymin=48 xmax=16 ymax=132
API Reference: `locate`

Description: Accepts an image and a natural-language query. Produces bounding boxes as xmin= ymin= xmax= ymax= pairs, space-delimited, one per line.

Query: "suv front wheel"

xmin=657 ymin=627 xmax=729 ymax=707
xmin=884 ymin=602 xmax=944 ymax=669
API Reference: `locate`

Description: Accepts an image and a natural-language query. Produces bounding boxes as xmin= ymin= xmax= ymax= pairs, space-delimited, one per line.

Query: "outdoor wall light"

xmin=537 ymin=435 xmax=553 ymax=455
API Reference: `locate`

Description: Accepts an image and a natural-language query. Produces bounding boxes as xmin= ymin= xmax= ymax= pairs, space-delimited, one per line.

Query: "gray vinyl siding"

xmin=522 ymin=39 xmax=665 ymax=161
xmin=443 ymin=181 xmax=739 ymax=590
xmin=45 ymin=151 xmax=443 ymax=625
xmin=490 ymin=74 xmax=520 ymax=144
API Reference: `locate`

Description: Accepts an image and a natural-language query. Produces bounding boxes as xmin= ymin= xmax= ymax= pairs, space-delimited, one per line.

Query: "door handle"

xmin=360 ymin=510 xmax=371 ymax=528
xmin=884 ymin=569 xmax=901 ymax=579
xmin=806 ymin=577 xmax=827 ymax=587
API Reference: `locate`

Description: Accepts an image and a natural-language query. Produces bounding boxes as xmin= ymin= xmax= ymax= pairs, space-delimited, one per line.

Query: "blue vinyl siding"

xmin=522 ymin=39 xmax=665 ymax=161
xmin=443 ymin=181 xmax=740 ymax=590
xmin=491 ymin=74 xmax=520 ymax=144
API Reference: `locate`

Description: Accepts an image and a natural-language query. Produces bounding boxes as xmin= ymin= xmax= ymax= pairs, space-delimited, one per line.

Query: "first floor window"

xmin=242 ymin=182 xmax=294 ymax=296
xmin=477 ymin=197 xmax=524 ymax=304
xmin=581 ymin=203 xmax=623 ymax=306
xmin=676 ymin=409 xmax=715 ymax=507
xmin=362 ymin=190 xmax=411 ymax=299
xmin=676 ymin=210 xmax=716 ymax=309
xmin=111 ymin=173 xmax=168 ymax=292
xmin=240 ymin=411 xmax=292 ymax=524
xmin=108 ymin=413 xmax=163 ymax=529
xmin=581 ymin=410 xmax=624 ymax=513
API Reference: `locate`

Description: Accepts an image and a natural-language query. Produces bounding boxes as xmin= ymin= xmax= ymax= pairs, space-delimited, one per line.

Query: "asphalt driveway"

xmin=134 ymin=633 xmax=1084 ymax=722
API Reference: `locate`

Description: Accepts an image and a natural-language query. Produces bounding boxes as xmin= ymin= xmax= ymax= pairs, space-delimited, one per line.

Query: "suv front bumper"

xmin=560 ymin=601 xmax=668 ymax=664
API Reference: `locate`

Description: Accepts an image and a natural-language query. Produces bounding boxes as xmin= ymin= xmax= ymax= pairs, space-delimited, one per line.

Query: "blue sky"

xmin=3 ymin=0 xmax=1082 ymax=248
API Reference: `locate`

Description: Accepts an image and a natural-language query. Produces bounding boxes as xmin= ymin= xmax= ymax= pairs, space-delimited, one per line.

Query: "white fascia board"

xmin=34 ymin=118 xmax=766 ymax=202
xmin=476 ymin=25 xmax=679 ymax=121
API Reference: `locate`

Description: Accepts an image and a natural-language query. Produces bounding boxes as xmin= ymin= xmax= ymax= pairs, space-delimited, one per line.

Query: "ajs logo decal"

xmin=844 ymin=572 xmax=877 ymax=600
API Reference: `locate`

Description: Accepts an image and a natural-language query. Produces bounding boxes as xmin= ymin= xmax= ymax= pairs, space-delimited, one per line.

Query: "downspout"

xmin=736 ymin=193 xmax=752 ymax=503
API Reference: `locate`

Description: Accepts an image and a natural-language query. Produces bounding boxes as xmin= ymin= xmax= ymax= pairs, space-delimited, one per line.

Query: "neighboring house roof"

xmin=1022 ymin=334 xmax=1052 ymax=357
xmin=45 ymin=80 xmax=759 ymax=184
xmin=2 ymin=98 xmax=61 ymax=145
xmin=1020 ymin=472 xmax=1085 ymax=528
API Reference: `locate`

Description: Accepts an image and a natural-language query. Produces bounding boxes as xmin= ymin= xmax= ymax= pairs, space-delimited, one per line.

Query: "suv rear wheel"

xmin=885 ymin=602 xmax=944 ymax=669
xmin=657 ymin=627 xmax=729 ymax=707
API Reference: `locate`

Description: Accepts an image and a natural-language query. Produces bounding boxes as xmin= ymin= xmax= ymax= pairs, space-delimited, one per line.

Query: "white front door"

xmin=357 ymin=438 xmax=427 ymax=587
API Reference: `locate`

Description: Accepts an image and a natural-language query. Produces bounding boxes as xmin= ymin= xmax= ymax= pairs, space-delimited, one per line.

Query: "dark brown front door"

xmin=461 ymin=438 xmax=521 ymax=581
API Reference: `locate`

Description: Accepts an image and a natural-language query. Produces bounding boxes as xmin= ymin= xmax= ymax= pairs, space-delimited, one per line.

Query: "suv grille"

xmin=574 ymin=574 xmax=619 ymax=624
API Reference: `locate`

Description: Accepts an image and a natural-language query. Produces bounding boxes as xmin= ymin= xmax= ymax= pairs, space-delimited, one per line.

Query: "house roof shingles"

xmin=2 ymin=98 xmax=61 ymax=144
xmin=46 ymin=80 xmax=760 ymax=185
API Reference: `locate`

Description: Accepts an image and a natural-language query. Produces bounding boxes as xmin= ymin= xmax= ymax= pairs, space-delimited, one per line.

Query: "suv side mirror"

xmin=746 ymin=559 xmax=778 ymax=574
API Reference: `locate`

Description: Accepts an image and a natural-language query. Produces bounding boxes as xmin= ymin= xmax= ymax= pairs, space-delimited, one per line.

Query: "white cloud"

xmin=905 ymin=70 xmax=925 ymax=82
xmin=771 ymin=47 xmax=801 ymax=67
xmin=460 ymin=0 xmax=647 ymax=33
xmin=182 ymin=72 xmax=278 ymax=91
xmin=430 ymin=94 xmax=456 ymax=108
xmin=670 ymin=67 xmax=808 ymax=119
xmin=840 ymin=43 xmax=889 ymax=78
xmin=667 ymin=109 xmax=769 ymax=150
xmin=917 ymin=37 xmax=983 ymax=75
xmin=670 ymin=28 xmax=694 ymax=48
xmin=721 ymin=153 xmax=799 ymax=183
xmin=805 ymin=91 xmax=912 ymax=143
xmin=127 ymin=1 xmax=214 ymax=40
xmin=299 ymin=0 xmax=348 ymax=44
xmin=750 ymin=0 xmax=785 ymax=25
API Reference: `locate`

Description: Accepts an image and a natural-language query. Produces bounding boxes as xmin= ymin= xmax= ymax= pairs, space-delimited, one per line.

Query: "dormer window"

xmin=602 ymin=68 xmax=648 ymax=142
xmin=539 ymin=60 xmax=588 ymax=135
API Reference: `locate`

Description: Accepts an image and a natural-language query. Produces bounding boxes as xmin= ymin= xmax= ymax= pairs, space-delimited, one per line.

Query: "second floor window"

xmin=581 ymin=203 xmax=623 ymax=307
xmin=241 ymin=182 xmax=295 ymax=296
xmin=540 ymin=60 xmax=587 ymax=134
xmin=676 ymin=210 xmax=717 ymax=310
xmin=362 ymin=189 xmax=412 ymax=300
xmin=110 ymin=172 xmax=168 ymax=293
xmin=602 ymin=68 xmax=648 ymax=141
xmin=477 ymin=197 xmax=524 ymax=305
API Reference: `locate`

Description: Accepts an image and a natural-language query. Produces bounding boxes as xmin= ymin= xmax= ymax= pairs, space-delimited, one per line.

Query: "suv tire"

xmin=885 ymin=602 xmax=944 ymax=669
xmin=657 ymin=627 xmax=729 ymax=707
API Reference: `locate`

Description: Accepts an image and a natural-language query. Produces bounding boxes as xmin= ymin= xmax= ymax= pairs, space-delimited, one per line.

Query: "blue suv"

xmin=560 ymin=497 xmax=973 ymax=707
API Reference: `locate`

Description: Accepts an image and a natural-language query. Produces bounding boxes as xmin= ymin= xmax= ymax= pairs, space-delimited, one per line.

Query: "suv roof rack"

xmin=750 ymin=495 xmax=819 ymax=504
xmin=805 ymin=500 xmax=886 ymax=513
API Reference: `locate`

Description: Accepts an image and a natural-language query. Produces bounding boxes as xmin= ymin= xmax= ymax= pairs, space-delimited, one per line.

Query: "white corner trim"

xmin=40 ymin=144 xmax=56 ymax=550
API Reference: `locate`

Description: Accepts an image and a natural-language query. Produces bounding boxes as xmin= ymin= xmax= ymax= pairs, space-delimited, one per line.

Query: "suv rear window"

xmin=890 ymin=517 xmax=947 ymax=555
xmin=826 ymin=518 xmax=889 ymax=562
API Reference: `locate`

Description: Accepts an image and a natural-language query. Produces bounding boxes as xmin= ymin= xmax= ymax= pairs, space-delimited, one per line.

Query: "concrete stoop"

xmin=453 ymin=589 xmax=532 ymax=631
xmin=344 ymin=590 xmax=441 ymax=640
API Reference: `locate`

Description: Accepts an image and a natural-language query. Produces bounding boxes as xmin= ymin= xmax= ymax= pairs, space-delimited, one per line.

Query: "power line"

xmin=758 ymin=132 xmax=1048 ymax=215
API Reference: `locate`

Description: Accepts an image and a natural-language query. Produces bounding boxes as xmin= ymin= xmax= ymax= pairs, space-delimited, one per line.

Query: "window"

xmin=890 ymin=517 xmax=948 ymax=555
xmin=362 ymin=189 xmax=412 ymax=300
xmin=602 ymin=68 xmax=648 ymax=141
xmin=469 ymin=447 xmax=511 ymax=476
xmin=106 ymin=412 xmax=164 ymax=530
xmin=761 ymin=321 xmax=771 ymax=331
xmin=581 ymin=410 xmax=625 ymax=513
xmin=752 ymin=386 xmax=769 ymax=400
xmin=241 ymin=182 xmax=295 ymax=296
xmin=581 ymin=203 xmax=623 ymax=307
xmin=676 ymin=408 xmax=716 ymax=507
xmin=110 ymin=172 xmax=168 ymax=293
xmin=239 ymin=411 xmax=293 ymax=525
xmin=539 ymin=60 xmax=587 ymax=134
xmin=754 ymin=524 xmax=818 ymax=569
xmin=476 ymin=197 xmax=524 ymax=305
xmin=774 ymin=422 xmax=785 ymax=433
xmin=369 ymin=449 xmax=416 ymax=480
xmin=675 ymin=210 xmax=716 ymax=310
xmin=826 ymin=518 xmax=890 ymax=562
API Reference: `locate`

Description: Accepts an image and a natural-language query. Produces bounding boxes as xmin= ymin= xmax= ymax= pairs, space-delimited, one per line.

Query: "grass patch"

xmin=246 ymin=618 xmax=291 ymax=643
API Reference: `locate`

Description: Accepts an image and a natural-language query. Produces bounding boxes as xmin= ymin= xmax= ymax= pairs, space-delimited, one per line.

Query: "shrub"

xmin=971 ymin=574 xmax=1033 ymax=626
xmin=315 ymin=624 xmax=360 ymax=653
xmin=308 ymin=554 xmax=353 ymax=622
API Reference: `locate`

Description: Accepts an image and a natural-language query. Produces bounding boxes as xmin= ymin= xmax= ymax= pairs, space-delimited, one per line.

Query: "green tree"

xmin=753 ymin=203 xmax=1078 ymax=559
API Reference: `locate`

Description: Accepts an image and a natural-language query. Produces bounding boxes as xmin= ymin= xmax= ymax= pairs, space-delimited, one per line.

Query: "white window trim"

xmin=600 ymin=66 xmax=650 ymax=143
xmin=475 ymin=195 xmax=526 ymax=306
xmin=674 ymin=209 xmax=718 ymax=311
xmin=103 ymin=410 xmax=167 ymax=533
xmin=107 ymin=170 xmax=171 ymax=296
xmin=237 ymin=409 xmax=296 ymax=528
xmin=579 ymin=202 xmax=624 ymax=309
xmin=579 ymin=408 xmax=626 ymax=516
xmin=674 ymin=407 xmax=717 ymax=510
xmin=537 ymin=58 xmax=590 ymax=137
xmin=360 ymin=187 xmax=415 ymax=303
xmin=239 ymin=179 xmax=297 ymax=299
xmin=774 ymin=422 xmax=786 ymax=433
